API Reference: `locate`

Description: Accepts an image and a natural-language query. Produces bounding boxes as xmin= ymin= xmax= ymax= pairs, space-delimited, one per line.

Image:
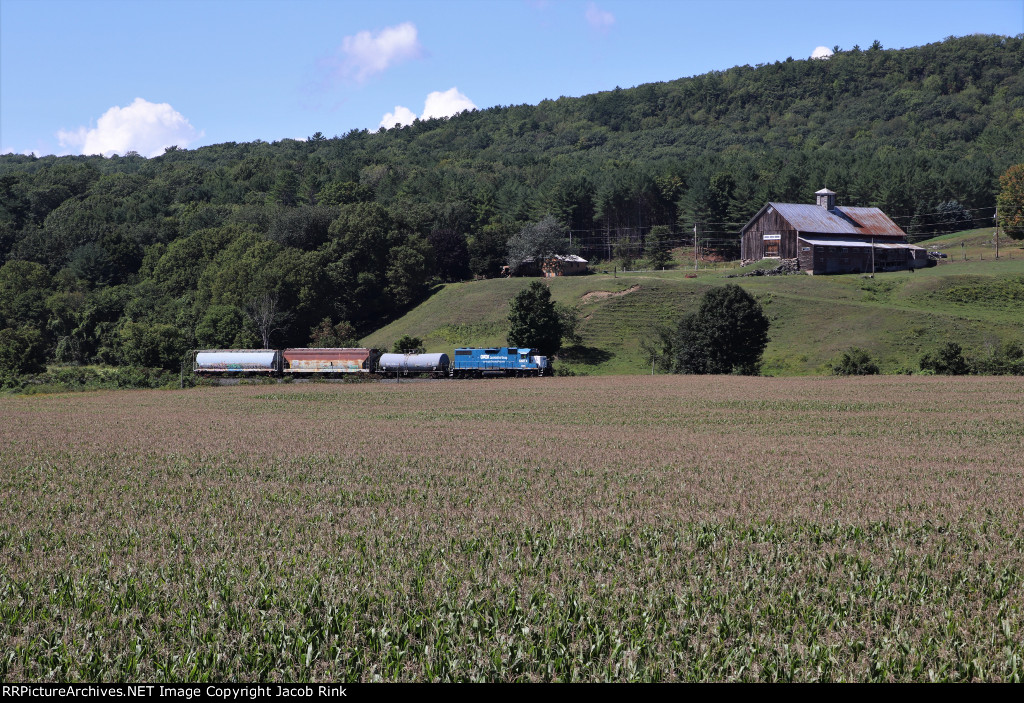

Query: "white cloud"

xmin=585 ymin=3 xmax=615 ymax=32
xmin=379 ymin=105 xmax=418 ymax=130
xmin=379 ymin=88 xmax=477 ymax=129
xmin=338 ymin=22 xmax=422 ymax=82
xmin=811 ymin=46 xmax=834 ymax=60
xmin=421 ymin=88 xmax=477 ymax=120
xmin=57 ymin=98 xmax=201 ymax=158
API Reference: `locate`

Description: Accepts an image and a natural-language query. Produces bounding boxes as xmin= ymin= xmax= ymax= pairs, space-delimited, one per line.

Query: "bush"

xmin=831 ymin=347 xmax=880 ymax=375
xmin=392 ymin=335 xmax=424 ymax=353
xmin=919 ymin=342 xmax=970 ymax=375
xmin=970 ymin=341 xmax=1024 ymax=375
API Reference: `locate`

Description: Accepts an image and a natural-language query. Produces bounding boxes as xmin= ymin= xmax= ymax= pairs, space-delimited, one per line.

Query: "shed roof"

xmin=798 ymin=237 xmax=924 ymax=250
xmin=743 ymin=203 xmax=906 ymax=238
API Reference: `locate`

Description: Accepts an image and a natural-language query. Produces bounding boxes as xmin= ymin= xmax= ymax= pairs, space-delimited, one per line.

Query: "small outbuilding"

xmin=739 ymin=188 xmax=927 ymax=274
xmin=504 ymin=254 xmax=589 ymax=277
xmin=541 ymin=254 xmax=588 ymax=277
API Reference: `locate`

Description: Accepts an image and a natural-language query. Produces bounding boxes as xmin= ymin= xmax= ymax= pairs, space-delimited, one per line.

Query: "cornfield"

xmin=1 ymin=376 xmax=1022 ymax=681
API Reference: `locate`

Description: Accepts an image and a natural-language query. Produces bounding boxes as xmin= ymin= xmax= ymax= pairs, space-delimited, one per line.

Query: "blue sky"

xmin=2 ymin=0 xmax=1021 ymax=157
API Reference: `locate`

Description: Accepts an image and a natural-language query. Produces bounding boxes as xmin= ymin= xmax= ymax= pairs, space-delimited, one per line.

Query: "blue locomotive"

xmin=450 ymin=347 xmax=549 ymax=378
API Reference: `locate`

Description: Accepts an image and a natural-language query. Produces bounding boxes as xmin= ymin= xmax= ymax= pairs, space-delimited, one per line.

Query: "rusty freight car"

xmin=281 ymin=348 xmax=381 ymax=374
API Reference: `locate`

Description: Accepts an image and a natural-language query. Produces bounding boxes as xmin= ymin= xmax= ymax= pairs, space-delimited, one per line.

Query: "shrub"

xmin=920 ymin=342 xmax=970 ymax=375
xmin=831 ymin=347 xmax=880 ymax=375
xmin=392 ymin=335 xmax=424 ymax=353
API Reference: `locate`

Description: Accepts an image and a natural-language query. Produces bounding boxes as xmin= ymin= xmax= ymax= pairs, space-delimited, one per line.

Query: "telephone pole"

xmin=995 ymin=205 xmax=1000 ymax=260
xmin=693 ymin=223 xmax=700 ymax=271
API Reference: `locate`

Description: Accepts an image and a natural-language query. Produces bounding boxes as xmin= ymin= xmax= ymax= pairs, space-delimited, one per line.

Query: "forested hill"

xmin=0 ymin=34 xmax=1022 ymax=375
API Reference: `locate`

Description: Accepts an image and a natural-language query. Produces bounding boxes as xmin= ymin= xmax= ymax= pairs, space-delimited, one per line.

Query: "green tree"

xmin=507 ymin=281 xmax=565 ymax=355
xmin=671 ymin=285 xmax=769 ymax=375
xmin=195 ymin=305 xmax=248 ymax=349
xmin=997 ymin=164 xmax=1024 ymax=240
xmin=318 ymin=181 xmax=373 ymax=207
xmin=506 ymin=215 xmax=570 ymax=272
xmin=920 ymin=342 xmax=970 ymax=375
xmin=644 ymin=225 xmax=673 ymax=269
xmin=641 ymin=325 xmax=675 ymax=373
xmin=268 ymin=169 xmax=299 ymax=207
xmin=831 ymin=347 xmax=880 ymax=375
xmin=0 ymin=325 xmax=46 ymax=374
xmin=428 ymin=228 xmax=471 ymax=282
xmin=0 ymin=260 xmax=52 ymax=329
xmin=468 ymin=223 xmax=513 ymax=278
xmin=308 ymin=318 xmax=358 ymax=348
xmin=392 ymin=335 xmax=424 ymax=353
xmin=117 ymin=321 xmax=186 ymax=369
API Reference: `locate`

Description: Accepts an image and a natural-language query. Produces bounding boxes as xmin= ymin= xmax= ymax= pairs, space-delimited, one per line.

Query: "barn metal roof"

xmin=762 ymin=203 xmax=906 ymax=237
xmin=798 ymin=237 xmax=924 ymax=250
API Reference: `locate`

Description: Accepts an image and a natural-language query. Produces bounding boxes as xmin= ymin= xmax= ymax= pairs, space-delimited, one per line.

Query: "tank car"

xmin=193 ymin=349 xmax=281 ymax=375
xmin=449 ymin=347 xmax=548 ymax=378
xmin=377 ymin=352 xmax=450 ymax=377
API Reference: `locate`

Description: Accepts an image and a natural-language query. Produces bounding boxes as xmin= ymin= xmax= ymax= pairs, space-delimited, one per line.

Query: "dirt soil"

xmin=580 ymin=284 xmax=641 ymax=304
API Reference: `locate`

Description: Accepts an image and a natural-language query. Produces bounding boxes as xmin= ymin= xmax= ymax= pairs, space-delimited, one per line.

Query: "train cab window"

xmin=507 ymin=348 xmax=517 ymax=354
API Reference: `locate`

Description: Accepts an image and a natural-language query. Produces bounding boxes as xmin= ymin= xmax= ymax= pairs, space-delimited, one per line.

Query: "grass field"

xmin=363 ymin=229 xmax=1024 ymax=376
xmin=2 ymin=377 xmax=1023 ymax=681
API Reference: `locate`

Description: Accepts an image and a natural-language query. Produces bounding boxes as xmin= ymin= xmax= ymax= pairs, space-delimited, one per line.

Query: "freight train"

xmin=193 ymin=346 xmax=549 ymax=378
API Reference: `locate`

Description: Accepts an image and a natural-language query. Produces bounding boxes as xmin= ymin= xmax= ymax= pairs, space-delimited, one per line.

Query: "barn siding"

xmin=741 ymin=208 xmax=797 ymax=260
xmin=798 ymin=242 xmax=814 ymax=271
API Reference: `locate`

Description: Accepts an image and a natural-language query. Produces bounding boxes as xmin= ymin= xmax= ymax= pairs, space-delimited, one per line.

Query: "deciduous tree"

xmin=997 ymin=164 xmax=1024 ymax=240
xmin=671 ymin=285 xmax=769 ymax=375
xmin=507 ymin=281 xmax=565 ymax=355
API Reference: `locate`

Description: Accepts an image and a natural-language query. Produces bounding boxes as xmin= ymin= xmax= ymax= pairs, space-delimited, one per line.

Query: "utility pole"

xmin=995 ymin=205 xmax=1000 ymax=260
xmin=694 ymin=223 xmax=700 ymax=271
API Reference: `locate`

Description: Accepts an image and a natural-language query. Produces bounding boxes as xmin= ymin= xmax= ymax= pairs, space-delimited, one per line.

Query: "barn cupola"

xmin=815 ymin=188 xmax=836 ymax=211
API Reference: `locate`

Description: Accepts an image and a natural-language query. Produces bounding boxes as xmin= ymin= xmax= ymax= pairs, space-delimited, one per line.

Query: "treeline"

xmin=0 ymin=34 xmax=1022 ymax=375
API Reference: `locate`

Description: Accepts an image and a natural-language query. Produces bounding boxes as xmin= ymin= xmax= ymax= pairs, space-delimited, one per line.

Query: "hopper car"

xmin=281 ymin=347 xmax=380 ymax=374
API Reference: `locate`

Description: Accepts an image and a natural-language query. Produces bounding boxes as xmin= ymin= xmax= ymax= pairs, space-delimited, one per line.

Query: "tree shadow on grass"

xmin=558 ymin=344 xmax=614 ymax=365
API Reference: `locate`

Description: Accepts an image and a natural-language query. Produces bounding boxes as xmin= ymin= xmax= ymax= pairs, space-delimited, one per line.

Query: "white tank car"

xmin=193 ymin=349 xmax=280 ymax=373
xmin=376 ymin=352 xmax=450 ymax=376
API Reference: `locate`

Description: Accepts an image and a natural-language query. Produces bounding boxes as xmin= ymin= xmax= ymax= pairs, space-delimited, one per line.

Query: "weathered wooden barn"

xmin=739 ymin=189 xmax=927 ymax=274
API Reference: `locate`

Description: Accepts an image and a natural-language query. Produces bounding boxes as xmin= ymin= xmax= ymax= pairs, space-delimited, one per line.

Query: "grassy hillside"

xmin=364 ymin=228 xmax=1024 ymax=375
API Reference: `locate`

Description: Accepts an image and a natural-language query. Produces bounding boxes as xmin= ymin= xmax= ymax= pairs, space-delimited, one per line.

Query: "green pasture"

xmin=363 ymin=229 xmax=1024 ymax=376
